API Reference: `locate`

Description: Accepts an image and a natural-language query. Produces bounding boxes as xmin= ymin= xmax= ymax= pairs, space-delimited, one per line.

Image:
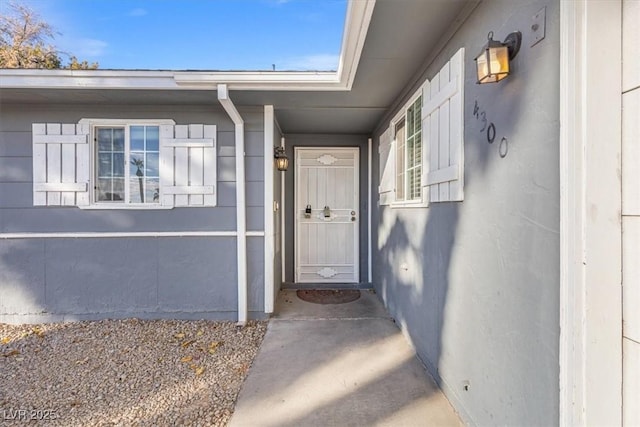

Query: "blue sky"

xmin=4 ymin=0 xmax=347 ymax=70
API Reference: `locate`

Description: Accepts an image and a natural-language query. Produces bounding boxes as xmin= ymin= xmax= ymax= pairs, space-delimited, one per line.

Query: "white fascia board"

xmin=0 ymin=0 xmax=375 ymax=92
xmin=174 ymin=71 xmax=341 ymax=91
xmin=336 ymin=0 xmax=376 ymax=90
xmin=0 ymin=69 xmax=181 ymax=90
xmin=0 ymin=68 xmax=343 ymax=91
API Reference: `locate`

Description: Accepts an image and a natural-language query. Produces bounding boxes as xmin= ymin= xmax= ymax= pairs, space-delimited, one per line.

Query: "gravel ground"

xmin=0 ymin=319 xmax=267 ymax=426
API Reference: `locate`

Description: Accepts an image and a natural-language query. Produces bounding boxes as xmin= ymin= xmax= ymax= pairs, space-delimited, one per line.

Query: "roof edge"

xmin=0 ymin=0 xmax=375 ymax=92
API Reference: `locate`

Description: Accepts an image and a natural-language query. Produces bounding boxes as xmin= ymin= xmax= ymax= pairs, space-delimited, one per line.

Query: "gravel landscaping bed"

xmin=0 ymin=319 xmax=267 ymax=426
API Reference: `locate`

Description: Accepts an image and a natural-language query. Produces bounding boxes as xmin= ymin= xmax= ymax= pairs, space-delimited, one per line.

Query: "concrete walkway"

xmin=229 ymin=290 xmax=462 ymax=427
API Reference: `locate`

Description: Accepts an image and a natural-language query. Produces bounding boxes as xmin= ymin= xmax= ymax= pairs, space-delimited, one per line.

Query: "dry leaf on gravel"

xmin=181 ymin=340 xmax=195 ymax=348
xmin=208 ymin=341 xmax=221 ymax=354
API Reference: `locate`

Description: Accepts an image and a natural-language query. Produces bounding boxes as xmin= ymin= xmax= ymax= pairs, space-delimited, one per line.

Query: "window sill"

xmin=79 ymin=204 xmax=173 ymax=210
xmin=390 ymin=200 xmax=429 ymax=209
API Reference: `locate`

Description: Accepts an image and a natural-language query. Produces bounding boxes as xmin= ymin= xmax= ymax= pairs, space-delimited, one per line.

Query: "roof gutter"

xmin=217 ymin=84 xmax=248 ymax=325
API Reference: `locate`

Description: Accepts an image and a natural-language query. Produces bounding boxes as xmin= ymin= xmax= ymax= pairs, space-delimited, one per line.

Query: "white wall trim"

xmin=0 ymin=231 xmax=270 ymax=239
xmin=559 ymin=1 xmax=623 ymax=425
xmin=264 ymin=105 xmax=276 ymax=314
xmin=218 ymin=84 xmax=248 ymax=325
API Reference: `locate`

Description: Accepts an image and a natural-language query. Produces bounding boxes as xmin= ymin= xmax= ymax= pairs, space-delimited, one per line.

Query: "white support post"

xmin=264 ymin=105 xmax=275 ymax=314
xmin=281 ymin=137 xmax=286 ymax=283
xmin=218 ymin=84 xmax=248 ymax=325
xmin=367 ymin=137 xmax=372 ymax=283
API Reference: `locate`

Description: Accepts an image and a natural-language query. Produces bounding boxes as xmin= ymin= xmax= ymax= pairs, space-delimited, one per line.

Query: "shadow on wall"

xmin=375 ymin=65 xmax=504 ymax=386
xmin=0 ymin=239 xmax=47 ymax=318
xmin=377 ymin=203 xmax=459 ymax=379
xmin=374 ymin=30 xmax=560 ymax=423
xmin=0 ymin=234 xmax=253 ymax=322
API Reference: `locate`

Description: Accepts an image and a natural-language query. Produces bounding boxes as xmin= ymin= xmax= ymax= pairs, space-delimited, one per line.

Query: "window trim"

xmin=389 ymin=85 xmax=429 ymax=208
xmin=78 ymin=118 xmax=175 ymax=210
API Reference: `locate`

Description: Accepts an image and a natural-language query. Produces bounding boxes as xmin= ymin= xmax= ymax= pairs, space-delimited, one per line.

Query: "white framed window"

xmin=32 ymin=120 xmax=217 ymax=209
xmin=378 ymin=47 xmax=465 ymax=207
xmin=393 ymin=93 xmax=423 ymax=204
xmin=94 ymin=124 xmax=160 ymax=205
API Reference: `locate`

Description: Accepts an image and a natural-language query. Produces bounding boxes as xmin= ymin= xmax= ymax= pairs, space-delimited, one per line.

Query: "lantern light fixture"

xmin=274 ymin=146 xmax=289 ymax=171
xmin=474 ymin=31 xmax=522 ymax=84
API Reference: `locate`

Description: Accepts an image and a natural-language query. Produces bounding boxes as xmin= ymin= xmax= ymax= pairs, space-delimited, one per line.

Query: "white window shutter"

xmin=32 ymin=123 xmax=90 ymax=206
xmin=422 ymin=47 xmax=465 ymax=202
xmin=160 ymin=124 xmax=217 ymax=207
xmin=378 ymin=127 xmax=395 ymax=205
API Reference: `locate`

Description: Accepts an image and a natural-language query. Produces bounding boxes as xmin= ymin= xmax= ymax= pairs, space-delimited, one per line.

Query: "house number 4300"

xmin=473 ymin=100 xmax=508 ymax=158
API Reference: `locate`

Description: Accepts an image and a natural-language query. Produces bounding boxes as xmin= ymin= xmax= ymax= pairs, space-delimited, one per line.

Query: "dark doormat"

xmin=296 ymin=289 xmax=361 ymax=305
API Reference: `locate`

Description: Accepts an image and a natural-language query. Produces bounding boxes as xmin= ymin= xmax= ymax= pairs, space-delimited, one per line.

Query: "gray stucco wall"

xmin=282 ymin=133 xmax=370 ymax=285
xmin=372 ymin=0 xmax=560 ymax=425
xmin=0 ymin=104 xmax=266 ymax=322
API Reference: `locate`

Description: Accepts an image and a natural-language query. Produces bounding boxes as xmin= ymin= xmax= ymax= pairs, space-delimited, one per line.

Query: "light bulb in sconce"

xmin=475 ymin=31 xmax=521 ymax=84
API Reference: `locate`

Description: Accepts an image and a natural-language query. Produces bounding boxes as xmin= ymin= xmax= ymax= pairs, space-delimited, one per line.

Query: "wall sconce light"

xmin=474 ymin=31 xmax=522 ymax=84
xmin=274 ymin=146 xmax=289 ymax=171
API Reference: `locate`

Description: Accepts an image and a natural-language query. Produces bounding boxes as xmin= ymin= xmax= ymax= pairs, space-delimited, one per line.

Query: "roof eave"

xmin=0 ymin=0 xmax=375 ymax=92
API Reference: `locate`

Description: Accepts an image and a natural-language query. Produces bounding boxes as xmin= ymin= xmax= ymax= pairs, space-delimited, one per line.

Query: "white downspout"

xmin=218 ymin=84 xmax=247 ymax=325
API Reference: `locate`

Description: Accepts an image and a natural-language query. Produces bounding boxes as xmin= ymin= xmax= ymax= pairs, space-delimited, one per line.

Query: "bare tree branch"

xmin=0 ymin=2 xmax=97 ymax=69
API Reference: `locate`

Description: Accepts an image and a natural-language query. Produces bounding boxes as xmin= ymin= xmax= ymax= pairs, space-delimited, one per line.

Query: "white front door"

xmin=295 ymin=147 xmax=359 ymax=283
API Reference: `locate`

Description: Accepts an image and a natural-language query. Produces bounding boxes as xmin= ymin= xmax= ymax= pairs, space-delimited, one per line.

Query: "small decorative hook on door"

xmin=323 ymin=206 xmax=331 ymax=218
